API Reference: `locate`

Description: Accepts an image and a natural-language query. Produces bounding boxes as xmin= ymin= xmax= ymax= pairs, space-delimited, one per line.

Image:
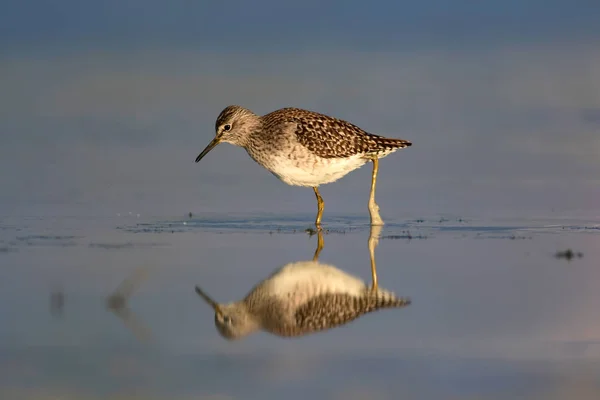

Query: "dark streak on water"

xmin=115 ymin=213 xmax=599 ymax=240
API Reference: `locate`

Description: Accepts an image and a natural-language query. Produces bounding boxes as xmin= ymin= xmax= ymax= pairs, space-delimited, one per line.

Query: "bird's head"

xmin=194 ymin=285 xmax=258 ymax=340
xmin=195 ymin=105 xmax=259 ymax=162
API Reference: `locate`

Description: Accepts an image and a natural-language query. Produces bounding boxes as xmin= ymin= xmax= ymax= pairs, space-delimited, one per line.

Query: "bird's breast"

xmin=245 ymin=144 xmax=368 ymax=187
xmin=264 ymin=262 xmax=368 ymax=302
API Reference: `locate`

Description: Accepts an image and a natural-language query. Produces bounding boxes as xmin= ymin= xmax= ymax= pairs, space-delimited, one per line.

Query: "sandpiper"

xmin=195 ymin=106 xmax=412 ymax=227
xmin=195 ymin=260 xmax=411 ymax=340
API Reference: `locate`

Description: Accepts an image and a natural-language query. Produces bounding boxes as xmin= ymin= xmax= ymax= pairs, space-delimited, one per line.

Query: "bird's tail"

xmin=363 ymin=135 xmax=412 ymax=158
xmin=371 ymin=289 xmax=412 ymax=309
xmin=374 ymin=136 xmax=412 ymax=150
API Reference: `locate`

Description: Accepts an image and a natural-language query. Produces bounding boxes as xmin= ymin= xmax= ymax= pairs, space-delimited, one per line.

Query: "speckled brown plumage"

xmin=262 ymin=107 xmax=412 ymax=159
xmin=291 ymin=291 xmax=411 ymax=336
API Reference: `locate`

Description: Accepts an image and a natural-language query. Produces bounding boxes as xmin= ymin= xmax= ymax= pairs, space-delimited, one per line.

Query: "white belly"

xmin=264 ymin=261 xmax=369 ymax=300
xmin=265 ymin=154 xmax=369 ymax=187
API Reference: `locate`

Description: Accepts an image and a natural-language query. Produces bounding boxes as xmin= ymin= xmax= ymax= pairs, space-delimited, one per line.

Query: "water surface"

xmin=1 ymin=213 xmax=599 ymax=399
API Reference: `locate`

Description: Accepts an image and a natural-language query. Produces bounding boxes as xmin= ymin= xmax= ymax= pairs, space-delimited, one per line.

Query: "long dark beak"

xmin=195 ymin=286 xmax=222 ymax=315
xmin=195 ymin=137 xmax=220 ymax=163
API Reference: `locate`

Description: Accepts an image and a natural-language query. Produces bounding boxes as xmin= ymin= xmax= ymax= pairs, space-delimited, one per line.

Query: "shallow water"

xmin=1 ymin=212 xmax=599 ymax=399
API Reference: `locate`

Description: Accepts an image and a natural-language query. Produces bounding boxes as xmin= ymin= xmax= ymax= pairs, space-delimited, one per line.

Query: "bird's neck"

xmin=243 ymin=120 xmax=264 ymax=147
xmin=233 ymin=301 xmax=262 ymax=337
xmin=244 ymin=122 xmax=278 ymax=166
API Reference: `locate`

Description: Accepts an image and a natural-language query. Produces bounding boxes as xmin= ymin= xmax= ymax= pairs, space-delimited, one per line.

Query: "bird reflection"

xmin=195 ymin=225 xmax=410 ymax=340
xmin=106 ymin=266 xmax=152 ymax=343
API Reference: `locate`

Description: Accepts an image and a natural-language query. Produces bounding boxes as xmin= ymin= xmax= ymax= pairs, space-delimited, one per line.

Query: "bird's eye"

xmin=223 ymin=124 xmax=231 ymax=132
xmin=223 ymin=315 xmax=233 ymax=324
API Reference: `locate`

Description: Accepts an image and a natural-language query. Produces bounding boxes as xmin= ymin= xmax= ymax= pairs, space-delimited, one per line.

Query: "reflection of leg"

xmin=312 ymin=229 xmax=324 ymax=261
xmin=368 ymin=158 xmax=384 ymax=226
xmin=313 ymin=187 xmax=325 ymax=229
xmin=368 ymin=225 xmax=383 ymax=290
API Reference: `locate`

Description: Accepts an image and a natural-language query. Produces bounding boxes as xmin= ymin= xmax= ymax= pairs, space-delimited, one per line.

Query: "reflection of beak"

xmin=195 ymin=137 xmax=220 ymax=163
xmin=195 ymin=286 xmax=222 ymax=315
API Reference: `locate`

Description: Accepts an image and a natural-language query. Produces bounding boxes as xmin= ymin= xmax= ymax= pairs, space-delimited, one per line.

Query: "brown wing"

xmin=263 ymin=108 xmax=412 ymax=159
xmin=289 ymin=292 xmax=411 ymax=336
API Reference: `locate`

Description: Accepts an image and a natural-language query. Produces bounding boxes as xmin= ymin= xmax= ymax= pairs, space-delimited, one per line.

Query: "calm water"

xmin=1 ymin=212 xmax=599 ymax=399
xmin=3 ymin=0 xmax=600 ymax=398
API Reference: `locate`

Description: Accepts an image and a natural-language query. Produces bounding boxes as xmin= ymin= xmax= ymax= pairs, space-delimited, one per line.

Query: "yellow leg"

xmin=312 ymin=229 xmax=324 ymax=261
xmin=368 ymin=225 xmax=382 ymax=290
xmin=313 ymin=187 xmax=325 ymax=229
xmin=368 ymin=158 xmax=384 ymax=226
